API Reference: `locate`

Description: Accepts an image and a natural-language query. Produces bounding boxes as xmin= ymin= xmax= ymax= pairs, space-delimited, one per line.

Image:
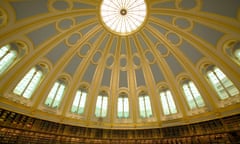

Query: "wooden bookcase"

xmin=0 ymin=108 xmax=239 ymax=143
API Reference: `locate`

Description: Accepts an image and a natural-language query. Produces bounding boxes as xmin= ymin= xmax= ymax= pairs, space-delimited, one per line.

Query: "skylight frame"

xmin=100 ymin=0 xmax=147 ymax=36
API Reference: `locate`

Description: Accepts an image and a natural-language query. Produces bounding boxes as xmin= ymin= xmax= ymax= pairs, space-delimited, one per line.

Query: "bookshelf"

xmin=222 ymin=114 xmax=240 ymax=131
xmin=0 ymin=108 xmax=239 ymax=143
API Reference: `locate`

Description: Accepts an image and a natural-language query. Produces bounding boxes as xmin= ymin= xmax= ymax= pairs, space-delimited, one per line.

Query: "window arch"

xmin=225 ymin=41 xmax=240 ymax=64
xmin=139 ymin=93 xmax=152 ymax=118
xmin=71 ymin=88 xmax=87 ymax=115
xmin=44 ymin=79 xmax=67 ymax=109
xmin=95 ymin=92 xmax=108 ymax=118
xmin=0 ymin=42 xmax=24 ymax=75
xmin=13 ymin=64 xmax=46 ymax=99
xmin=0 ymin=8 xmax=8 ymax=28
xmin=182 ymin=80 xmax=205 ymax=110
xmin=117 ymin=93 xmax=129 ymax=118
xmin=206 ymin=66 xmax=239 ymax=100
xmin=232 ymin=42 xmax=240 ymax=62
xmin=159 ymin=89 xmax=177 ymax=115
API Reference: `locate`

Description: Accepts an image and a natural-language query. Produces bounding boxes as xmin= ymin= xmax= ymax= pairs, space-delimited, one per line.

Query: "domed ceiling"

xmin=0 ymin=0 xmax=240 ymax=129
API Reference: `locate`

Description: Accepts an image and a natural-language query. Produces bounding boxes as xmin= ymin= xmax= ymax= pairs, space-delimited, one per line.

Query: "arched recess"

xmin=202 ymin=64 xmax=240 ymax=108
xmin=0 ymin=41 xmax=27 ymax=77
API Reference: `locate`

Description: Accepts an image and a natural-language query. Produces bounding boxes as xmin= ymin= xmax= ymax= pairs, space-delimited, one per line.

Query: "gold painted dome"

xmin=0 ymin=0 xmax=240 ymax=129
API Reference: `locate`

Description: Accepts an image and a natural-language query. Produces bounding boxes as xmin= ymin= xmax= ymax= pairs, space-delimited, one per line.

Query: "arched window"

xmin=117 ymin=93 xmax=129 ymax=118
xmin=71 ymin=88 xmax=87 ymax=114
xmin=13 ymin=65 xmax=45 ymax=99
xmin=139 ymin=93 xmax=152 ymax=118
xmin=182 ymin=81 xmax=205 ymax=110
xmin=95 ymin=92 xmax=108 ymax=118
xmin=206 ymin=66 xmax=239 ymax=100
xmin=0 ymin=44 xmax=18 ymax=75
xmin=44 ymin=79 xmax=66 ymax=109
xmin=160 ymin=89 xmax=177 ymax=115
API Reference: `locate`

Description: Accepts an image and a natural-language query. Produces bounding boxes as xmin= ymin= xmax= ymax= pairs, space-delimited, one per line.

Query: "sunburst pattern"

xmin=100 ymin=0 xmax=147 ymax=35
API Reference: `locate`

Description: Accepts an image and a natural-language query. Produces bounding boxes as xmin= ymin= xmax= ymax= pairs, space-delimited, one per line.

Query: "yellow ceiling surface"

xmin=0 ymin=0 xmax=240 ymax=129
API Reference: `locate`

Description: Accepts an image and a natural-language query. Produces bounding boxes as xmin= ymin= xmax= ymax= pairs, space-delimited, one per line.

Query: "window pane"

xmin=73 ymin=91 xmax=81 ymax=107
xmin=183 ymin=84 xmax=196 ymax=110
xmin=144 ymin=96 xmax=152 ymax=117
xmin=166 ymin=91 xmax=177 ymax=114
xmin=207 ymin=71 xmax=220 ymax=84
xmin=95 ymin=96 xmax=102 ymax=117
xmin=227 ymin=85 xmax=240 ymax=96
xmin=118 ymin=97 xmax=123 ymax=118
xmin=55 ymin=84 xmax=65 ymax=101
xmin=71 ymin=91 xmax=81 ymax=113
xmin=215 ymin=68 xmax=240 ymax=97
xmin=139 ymin=96 xmax=146 ymax=118
xmin=96 ymin=96 xmax=102 ymax=109
xmin=79 ymin=91 xmax=87 ymax=112
xmin=22 ymin=71 xmax=43 ymax=99
xmin=78 ymin=107 xmax=84 ymax=114
xmin=72 ymin=90 xmax=87 ymax=114
xmin=48 ymin=82 xmax=59 ymax=99
xmin=45 ymin=82 xmax=60 ymax=107
xmin=123 ymin=97 xmax=129 ymax=118
xmin=71 ymin=105 xmax=78 ymax=113
xmin=101 ymin=96 xmax=108 ymax=117
xmin=160 ymin=92 xmax=170 ymax=115
xmin=52 ymin=84 xmax=65 ymax=108
xmin=52 ymin=101 xmax=59 ymax=108
xmin=0 ymin=45 xmax=9 ymax=58
xmin=139 ymin=95 xmax=152 ymax=118
xmin=44 ymin=97 xmax=52 ymax=106
xmin=13 ymin=68 xmax=36 ymax=95
xmin=189 ymin=82 xmax=205 ymax=107
xmin=0 ymin=50 xmax=17 ymax=74
xmin=214 ymin=68 xmax=226 ymax=80
xmin=234 ymin=49 xmax=240 ymax=61
xmin=207 ymin=71 xmax=229 ymax=100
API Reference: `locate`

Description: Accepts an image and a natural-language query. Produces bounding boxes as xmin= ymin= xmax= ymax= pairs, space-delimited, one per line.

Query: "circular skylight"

xmin=100 ymin=0 xmax=147 ymax=35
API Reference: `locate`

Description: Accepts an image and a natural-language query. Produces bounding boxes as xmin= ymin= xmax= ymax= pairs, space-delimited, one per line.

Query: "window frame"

xmin=206 ymin=66 xmax=239 ymax=100
xmin=44 ymin=79 xmax=67 ymax=109
xmin=138 ymin=93 xmax=153 ymax=118
xmin=159 ymin=89 xmax=177 ymax=116
xmin=117 ymin=93 xmax=129 ymax=119
xmin=0 ymin=44 xmax=19 ymax=75
xmin=13 ymin=65 xmax=45 ymax=99
xmin=182 ymin=80 xmax=206 ymax=110
xmin=95 ymin=92 xmax=108 ymax=118
xmin=71 ymin=88 xmax=87 ymax=115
